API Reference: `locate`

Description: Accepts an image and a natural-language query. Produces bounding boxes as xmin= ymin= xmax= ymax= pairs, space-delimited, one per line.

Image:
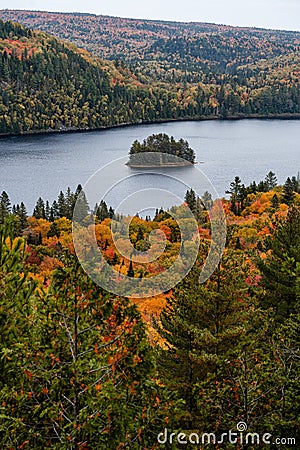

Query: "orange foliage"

xmin=27 ymin=217 xmax=51 ymax=238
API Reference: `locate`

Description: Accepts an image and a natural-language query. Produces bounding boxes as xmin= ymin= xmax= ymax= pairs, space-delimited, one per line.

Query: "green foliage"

xmin=271 ymin=193 xmax=279 ymax=209
xmin=268 ymin=313 xmax=300 ymax=436
xmin=12 ymin=201 xmax=28 ymax=232
xmin=184 ymin=189 xmax=197 ymax=214
xmin=33 ymin=196 xmax=46 ymax=219
xmin=0 ymin=219 xmax=37 ymax=440
xmin=0 ymin=16 xmax=299 ymax=136
xmin=265 ymin=171 xmax=277 ymax=190
xmin=127 ymin=260 xmax=135 ymax=277
xmin=95 ymin=200 xmax=113 ymax=222
xmin=283 ymin=177 xmax=296 ymax=205
xmin=0 ymin=227 xmax=171 ymax=448
xmin=1 ymin=176 xmax=300 ymax=445
xmin=226 ymin=176 xmax=247 ymax=215
xmin=0 ymin=190 xmax=11 ymax=223
xmin=129 ymin=134 xmax=195 ymax=165
xmin=258 ymin=206 xmax=300 ymax=319
xmin=156 ymin=248 xmax=262 ymax=430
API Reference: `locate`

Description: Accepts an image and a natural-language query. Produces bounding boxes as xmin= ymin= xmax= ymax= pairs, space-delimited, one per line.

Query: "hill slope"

xmin=0 ymin=10 xmax=299 ymax=65
xmin=1 ymin=10 xmax=299 ymax=82
xmin=0 ymin=14 xmax=299 ymax=135
xmin=0 ymin=20 xmax=171 ymax=134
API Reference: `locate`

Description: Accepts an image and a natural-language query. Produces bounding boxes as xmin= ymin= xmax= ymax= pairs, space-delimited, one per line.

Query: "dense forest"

xmin=0 ymin=173 xmax=300 ymax=447
xmin=0 ymin=9 xmax=300 ymax=449
xmin=128 ymin=134 xmax=196 ymax=166
xmin=0 ymin=16 xmax=299 ymax=135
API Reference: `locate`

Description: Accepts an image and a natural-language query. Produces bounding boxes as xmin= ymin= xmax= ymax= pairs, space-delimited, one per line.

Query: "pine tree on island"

xmin=127 ymin=133 xmax=196 ymax=167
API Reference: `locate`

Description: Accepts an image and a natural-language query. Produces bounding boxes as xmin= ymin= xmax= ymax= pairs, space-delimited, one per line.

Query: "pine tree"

xmin=0 ymin=253 xmax=169 ymax=448
xmin=265 ymin=171 xmax=277 ymax=190
xmin=57 ymin=190 xmax=67 ymax=218
xmin=201 ymin=190 xmax=213 ymax=210
xmin=12 ymin=201 xmax=28 ymax=233
xmin=33 ymin=197 xmax=46 ymax=219
xmin=271 ymin=193 xmax=279 ymax=209
xmin=96 ymin=200 xmax=109 ymax=222
xmin=258 ymin=206 xmax=300 ymax=319
xmin=269 ymin=312 xmax=300 ymax=436
xmin=282 ymin=177 xmax=295 ymax=206
xmin=248 ymin=180 xmax=257 ymax=194
xmin=47 ymin=221 xmax=60 ymax=238
xmin=45 ymin=200 xmax=51 ymax=221
xmin=0 ymin=191 xmax=11 ymax=223
xmin=185 ymin=188 xmax=197 ymax=213
xmin=0 ymin=220 xmax=37 ymax=442
xmin=127 ymin=260 xmax=135 ymax=277
xmin=51 ymin=200 xmax=60 ymax=220
xmin=73 ymin=185 xmax=89 ymax=222
xmin=65 ymin=186 xmax=76 ymax=219
xmin=108 ymin=206 xmax=115 ymax=219
xmin=136 ymin=226 xmax=144 ymax=242
xmin=156 ymin=248 xmax=260 ymax=430
xmin=226 ymin=176 xmax=246 ymax=215
xmin=291 ymin=175 xmax=300 ymax=193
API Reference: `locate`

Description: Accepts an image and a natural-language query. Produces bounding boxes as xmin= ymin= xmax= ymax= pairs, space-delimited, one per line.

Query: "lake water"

xmin=0 ymin=119 xmax=299 ymax=215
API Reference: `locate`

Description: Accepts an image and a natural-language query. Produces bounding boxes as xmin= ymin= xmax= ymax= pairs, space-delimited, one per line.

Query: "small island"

xmin=126 ymin=133 xmax=196 ymax=168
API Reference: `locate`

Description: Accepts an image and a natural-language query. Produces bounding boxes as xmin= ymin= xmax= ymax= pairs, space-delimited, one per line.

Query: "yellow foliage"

xmin=55 ymin=217 xmax=72 ymax=233
xmin=27 ymin=217 xmax=51 ymax=237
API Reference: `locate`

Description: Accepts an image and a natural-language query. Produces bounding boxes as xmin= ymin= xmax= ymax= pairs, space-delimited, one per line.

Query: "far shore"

xmin=0 ymin=113 xmax=300 ymax=139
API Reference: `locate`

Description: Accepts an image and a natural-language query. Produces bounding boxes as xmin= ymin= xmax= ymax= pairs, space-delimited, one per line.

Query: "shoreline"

xmin=0 ymin=113 xmax=300 ymax=139
xmin=126 ymin=162 xmax=196 ymax=168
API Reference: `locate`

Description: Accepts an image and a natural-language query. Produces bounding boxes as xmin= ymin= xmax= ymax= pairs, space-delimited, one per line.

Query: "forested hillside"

xmin=0 ymin=13 xmax=299 ymax=134
xmin=0 ymin=20 xmax=164 ymax=133
xmin=1 ymin=10 xmax=299 ymax=70
xmin=0 ymin=173 xmax=300 ymax=446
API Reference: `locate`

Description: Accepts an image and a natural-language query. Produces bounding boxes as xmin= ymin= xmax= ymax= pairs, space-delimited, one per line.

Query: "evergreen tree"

xmin=127 ymin=260 xmax=135 ymax=277
xmin=271 ymin=193 xmax=279 ymax=209
xmin=96 ymin=200 xmax=109 ymax=222
xmin=136 ymin=226 xmax=144 ymax=242
xmin=73 ymin=185 xmax=89 ymax=222
xmin=257 ymin=180 xmax=268 ymax=192
xmin=291 ymin=175 xmax=300 ymax=193
xmin=184 ymin=188 xmax=197 ymax=214
xmin=45 ymin=200 xmax=51 ymax=221
xmin=134 ymin=232 xmax=150 ymax=252
xmin=265 ymin=171 xmax=277 ymax=190
xmin=0 ymin=219 xmax=37 ymax=440
xmin=0 ymin=191 xmax=11 ymax=224
xmin=248 ymin=180 xmax=257 ymax=194
xmin=201 ymin=190 xmax=213 ymax=210
xmin=156 ymin=248 xmax=260 ymax=430
xmin=268 ymin=312 xmax=300 ymax=436
xmin=258 ymin=206 xmax=300 ymax=319
xmin=33 ymin=197 xmax=46 ymax=219
xmin=65 ymin=187 xmax=76 ymax=219
xmin=51 ymin=200 xmax=60 ymax=220
xmin=12 ymin=202 xmax=28 ymax=233
xmin=226 ymin=176 xmax=246 ymax=215
xmin=282 ymin=177 xmax=295 ymax=206
xmin=108 ymin=206 xmax=115 ymax=219
xmin=57 ymin=190 xmax=67 ymax=218
xmin=47 ymin=221 xmax=60 ymax=238
xmin=18 ymin=202 xmax=28 ymax=228
xmin=0 ymin=249 xmax=171 ymax=448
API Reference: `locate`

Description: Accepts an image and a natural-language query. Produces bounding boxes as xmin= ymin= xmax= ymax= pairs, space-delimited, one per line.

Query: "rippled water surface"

xmin=0 ymin=119 xmax=299 ymax=214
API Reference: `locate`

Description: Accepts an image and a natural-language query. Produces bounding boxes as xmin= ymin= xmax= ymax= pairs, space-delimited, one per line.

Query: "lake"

xmin=0 ymin=119 xmax=299 ymax=215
